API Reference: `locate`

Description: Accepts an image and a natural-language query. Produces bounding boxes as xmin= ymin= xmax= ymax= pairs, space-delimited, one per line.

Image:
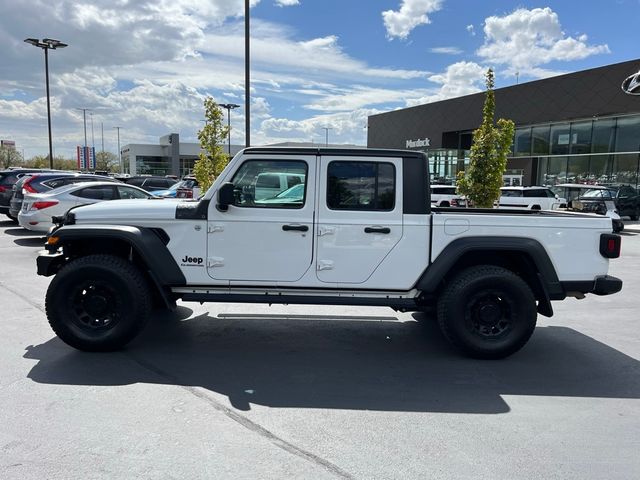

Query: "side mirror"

xmin=217 ymin=182 xmax=235 ymax=211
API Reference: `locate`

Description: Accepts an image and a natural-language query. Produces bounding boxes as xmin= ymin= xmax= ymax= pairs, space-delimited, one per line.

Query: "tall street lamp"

xmin=245 ymin=0 xmax=250 ymax=147
xmin=113 ymin=126 xmax=122 ymax=173
xmin=322 ymin=126 xmax=333 ymax=146
xmin=24 ymin=38 xmax=68 ymax=169
xmin=219 ymin=103 xmax=240 ymax=156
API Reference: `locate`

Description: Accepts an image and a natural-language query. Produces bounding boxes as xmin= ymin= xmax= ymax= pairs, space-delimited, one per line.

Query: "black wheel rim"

xmin=69 ymin=280 xmax=121 ymax=332
xmin=465 ymin=290 xmax=513 ymax=339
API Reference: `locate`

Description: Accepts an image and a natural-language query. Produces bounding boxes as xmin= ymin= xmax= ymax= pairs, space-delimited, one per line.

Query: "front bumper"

xmin=562 ymin=275 xmax=623 ymax=297
xmin=36 ymin=250 xmax=64 ymax=277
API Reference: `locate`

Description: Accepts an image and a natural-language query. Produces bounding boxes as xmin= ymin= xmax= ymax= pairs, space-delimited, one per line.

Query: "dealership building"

xmin=121 ymin=133 xmax=244 ymax=178
xmin=367 ymin=59 xmax=640 ymax=188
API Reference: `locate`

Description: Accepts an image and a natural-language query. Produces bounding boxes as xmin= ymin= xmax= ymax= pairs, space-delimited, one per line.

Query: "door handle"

xmin=364 ymin=227 xmax=391 ymax=234
xmin=282 ymin=224 xmax=309 ymax=232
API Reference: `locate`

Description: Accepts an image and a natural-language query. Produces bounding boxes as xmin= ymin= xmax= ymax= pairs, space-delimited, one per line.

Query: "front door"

xmin=207 ymin=156 xmax=315 ymax=283
xmin=316 ymin=156 xmax=403 ymax=284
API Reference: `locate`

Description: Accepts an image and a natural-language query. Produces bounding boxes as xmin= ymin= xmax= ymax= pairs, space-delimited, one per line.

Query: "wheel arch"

xmin=43 ymin=225 xmax=185 ymax=308
xmin=416 ymin=236 xmax=563 ymax=317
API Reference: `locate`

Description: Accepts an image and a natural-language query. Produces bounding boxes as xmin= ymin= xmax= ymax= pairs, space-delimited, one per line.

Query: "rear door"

xmin=316 ymin=155 xmax=403 ymax=284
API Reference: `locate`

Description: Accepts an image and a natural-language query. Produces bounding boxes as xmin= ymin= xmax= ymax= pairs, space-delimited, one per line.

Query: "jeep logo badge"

xmin=621 ymin=69 xmax=640 ymax=95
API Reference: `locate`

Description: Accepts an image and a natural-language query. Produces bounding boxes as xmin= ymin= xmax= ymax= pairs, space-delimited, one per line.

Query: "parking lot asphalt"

xmin=1 ymin=218 xmax=639 ymax=480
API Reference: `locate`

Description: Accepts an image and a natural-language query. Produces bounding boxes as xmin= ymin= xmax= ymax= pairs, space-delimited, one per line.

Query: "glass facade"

xmin=135 ymin=156 xmax=171 ymax=176
xmin=420 ymin=113 xmax=640 ymax=189
xmin=521 ymin=114 xmax=640 ymax=188
xmin=427 ymin=149 xmax=467 ymax=184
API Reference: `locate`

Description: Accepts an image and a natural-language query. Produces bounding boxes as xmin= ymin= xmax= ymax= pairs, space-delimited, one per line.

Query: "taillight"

xmin=599 ymin=234 xmax=621 ymax=259
xmin=0 ymin=185 xmax=8 ymax=193
xmin=32 ymin=200 xmax=59 ymax=210
xmin=451 ymin=199 xmax=458 ymax=207
xmin=23 ymin=176 xmax=39 ymax=194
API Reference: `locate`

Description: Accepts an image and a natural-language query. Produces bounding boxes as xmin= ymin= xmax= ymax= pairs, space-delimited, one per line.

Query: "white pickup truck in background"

xmin=37 ymin=147 xmax=622 ymax=359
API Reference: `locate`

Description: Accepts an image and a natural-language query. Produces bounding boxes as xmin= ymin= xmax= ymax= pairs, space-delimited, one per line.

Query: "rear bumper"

xmin=561 ymin=275 xmax=623 ymax=296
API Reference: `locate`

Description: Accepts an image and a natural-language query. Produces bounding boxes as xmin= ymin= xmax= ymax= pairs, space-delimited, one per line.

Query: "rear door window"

xmin=117 ymin=186 xmax=149 ymax=199
xmin=327 ymin=161 xmax=395 ymax=211
xmin=72 ymin=185 xmax=116 ymax=200
xmin=501 ymin=189 xmax=522 ymax=197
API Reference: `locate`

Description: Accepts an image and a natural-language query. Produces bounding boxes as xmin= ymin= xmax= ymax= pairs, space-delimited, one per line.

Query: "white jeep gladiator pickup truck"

xmin=37 ymin=147 xmax=623 ymax=358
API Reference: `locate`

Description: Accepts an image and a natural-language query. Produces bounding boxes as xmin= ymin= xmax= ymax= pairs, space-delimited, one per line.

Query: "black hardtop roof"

xmin=242 ymin=146 xmax=427 ymax=158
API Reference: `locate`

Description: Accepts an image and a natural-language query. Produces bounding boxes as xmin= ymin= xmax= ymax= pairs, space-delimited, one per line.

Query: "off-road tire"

xmin=437 ymin=265 xmax=537 ymax=359
xmin=45 ymin=254 xmax=151 ymax=351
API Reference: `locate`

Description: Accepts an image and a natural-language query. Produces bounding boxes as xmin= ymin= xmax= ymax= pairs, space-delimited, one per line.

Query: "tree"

xmin=0 ymin=145 xmax=22 ymax=169
xmin=457 ymin=69 xmax=515 ymax=208
xmin=95 ymin=151 xmax=119 ymax=172
xmin=193 ymin=97 xmax=230 ymax=192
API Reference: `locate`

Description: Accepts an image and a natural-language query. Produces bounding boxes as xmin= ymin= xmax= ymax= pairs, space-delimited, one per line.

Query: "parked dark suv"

xmin=9 ymin=172 xmax=119 ymax=219
xmin=124 ymin=176 xmax=177 ymax=192
xmin=574 ymin=185 xmax=640 ymax=220
xmin=1 ymin=168 xmax=60 ymax=222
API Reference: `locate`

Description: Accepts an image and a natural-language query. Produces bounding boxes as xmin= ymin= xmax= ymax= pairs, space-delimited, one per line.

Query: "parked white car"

xmin=19 ymin=181 xmax=152 ymax=232
xmin=430 ymin=185 xmax=466 ymax=207
xmin=498 ymin=186 xmax=566 ymax=210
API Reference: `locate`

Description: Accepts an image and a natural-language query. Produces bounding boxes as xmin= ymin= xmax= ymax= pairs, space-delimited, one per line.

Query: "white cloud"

xmin=406 ymin=61 xmax=485 ymax=106
xmin=382 ymin=0 xmax=443 ymax=39
xmin=304 ymin=86 xmax=431 ymax=112
xmin=430 ymin=46 xmax=462 ymax=55
xmin=199 ymin=23 xmax=429 ymax=80
xmin=274 ymin=0 xmax=299 ymax=6
xmin=257 ymin=108 xmax=376 ymax=145
xmin=466 ymin=24 xmax=475 ymax=36
xmin=477 ymin=7 xmax=610 ymax=78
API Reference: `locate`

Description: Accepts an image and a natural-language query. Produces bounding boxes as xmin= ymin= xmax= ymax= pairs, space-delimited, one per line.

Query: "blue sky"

xmin=0 ymin=0 xmax=638 ymax=158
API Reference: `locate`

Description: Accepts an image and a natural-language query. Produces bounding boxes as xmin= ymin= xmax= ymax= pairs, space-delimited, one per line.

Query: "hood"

xmin=72 ymin=198 xmax=182 ymax=223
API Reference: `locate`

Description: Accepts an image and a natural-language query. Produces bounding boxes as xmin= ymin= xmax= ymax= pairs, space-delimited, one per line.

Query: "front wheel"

xmin=45 ymin=254 xmax=151 ymax=351
xmin=437 ymin=266 xmax=537 ymax=359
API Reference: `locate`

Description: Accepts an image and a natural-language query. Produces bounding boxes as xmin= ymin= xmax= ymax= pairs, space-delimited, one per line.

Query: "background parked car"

xmin=573 ymin=186 xmax=640 ymax=220
xmin=124 ymin=176 xmax=177 ymax=192
xmin=553 ymin=184 xmax=640 ymax=219
xmin=9 ymin=172 xmax=118 ymax=220
xmin=430 ymin=185 xmax=467 ymax=207
xmin=0 ymin=168 xmax=59 ymax=222
xmin=151 ymin=177 xmax=200 ymax=198
xmin=498 ymin=186 xmax=566 ymax=210
xmin=18 ymin=181 xmax=152 ymax=232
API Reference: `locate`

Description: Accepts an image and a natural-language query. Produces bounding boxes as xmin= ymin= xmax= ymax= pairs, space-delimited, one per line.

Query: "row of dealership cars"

xmin=0 ymin=168 xmax=200 ymax=232
xmin=431 ymin=183 xmax=640 ymax=232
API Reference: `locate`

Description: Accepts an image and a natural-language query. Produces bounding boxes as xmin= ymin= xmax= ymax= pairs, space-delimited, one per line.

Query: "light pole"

xmin=76 ymin=108 xmax=89 ymax=148
xmin=90 ymin=112 xmax=95 ymax=148
xmin=245 ymin=0 xmax=250 ymax=147
xmin=322 ymin=127 xmax=333 ymax=146
xmin=219 ymin=103 xmax=240 ymax=156
xmin=76 ymin=108 xmax=89 ymax=170
xmin=24 ymin=37 xmax=68 ymax=169
xmin=113 ymin=126 xmax=122 ymax=173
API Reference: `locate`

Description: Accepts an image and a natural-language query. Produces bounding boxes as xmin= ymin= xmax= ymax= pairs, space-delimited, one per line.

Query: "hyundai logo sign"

xmin=621 ymin=69 xmax=640 ymax=95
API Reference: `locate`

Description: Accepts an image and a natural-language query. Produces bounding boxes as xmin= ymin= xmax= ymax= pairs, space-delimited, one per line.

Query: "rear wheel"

xmin=437 ymin=265 xmax=537 ymax=359
xmin=45 ymin=254 xmax=151 ymax=351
